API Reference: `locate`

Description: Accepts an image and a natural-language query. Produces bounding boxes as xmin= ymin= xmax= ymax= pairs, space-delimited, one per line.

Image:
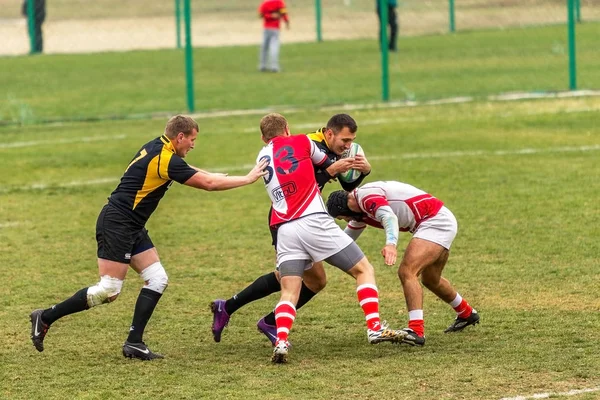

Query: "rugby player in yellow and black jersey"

xmin=211 ymin=113 xmax=372 ymax=345
xmin=30 ymin=115 xmax=267 ymax=360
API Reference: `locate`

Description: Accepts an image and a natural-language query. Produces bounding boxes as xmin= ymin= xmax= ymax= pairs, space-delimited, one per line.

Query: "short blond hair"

xmin=260 ymin=113 xmax=288 ymax=141
xmin=164 ymin=115 xmax=199 ymax=139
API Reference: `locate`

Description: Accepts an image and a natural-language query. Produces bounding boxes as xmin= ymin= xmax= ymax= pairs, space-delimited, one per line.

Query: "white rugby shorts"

xmin=276 ymin=213 xmax=354 ymax=266
xmin=413 ymin=206 xmax=458 ymax=250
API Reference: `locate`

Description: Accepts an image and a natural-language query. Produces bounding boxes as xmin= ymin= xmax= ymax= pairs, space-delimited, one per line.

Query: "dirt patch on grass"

xmin=1 ymin=7 xmax=597 ymax=56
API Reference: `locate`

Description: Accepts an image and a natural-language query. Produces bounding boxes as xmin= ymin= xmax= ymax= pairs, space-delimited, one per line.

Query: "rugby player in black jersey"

xmin=210 ymin=113 xmax=372 ymax=345
xmin=30 ymin=115 xmax=267 ymax=360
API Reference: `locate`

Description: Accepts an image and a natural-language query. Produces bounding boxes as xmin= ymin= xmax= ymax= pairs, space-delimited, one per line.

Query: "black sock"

xmin=225 ymin=271 xmax=280 ymax=315
xmin=263 ymin=283 xmax=317 ymax=326
xmin=126 ymin=288 xmax=162 ymax=343
xmin=41 ymin=287 xmax=89 ymax=326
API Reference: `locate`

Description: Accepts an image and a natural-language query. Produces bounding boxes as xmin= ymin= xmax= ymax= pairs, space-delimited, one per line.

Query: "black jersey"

xmin=108 ymin=134 xmax=197 ymax=226
xmin=306 ymin=128 xmax=367 ymax=192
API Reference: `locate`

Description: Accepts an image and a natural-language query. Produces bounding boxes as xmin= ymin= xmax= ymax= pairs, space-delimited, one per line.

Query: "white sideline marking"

xmin=500 ymin=386 xmax=600 ymax=400
xmin=0 ymin=222 xmax=21 ymax=228
xmin=221 ymin=144 xmax=600 ymax=172
xmin=203 ymin=90 xmax=600 ymax=124
xmin=0 ymin=178 xmax=119 ymax=194
xmin=1 ymin=144 xmax=597 ymax=193
xmin=0 ymin=134 xmax=126 ymax=149
xmin=1 ymin=143 xmax=598 ymax=194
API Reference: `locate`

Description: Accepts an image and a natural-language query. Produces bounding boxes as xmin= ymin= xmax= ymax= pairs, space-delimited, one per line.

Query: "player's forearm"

xmin=184 ymin=172 xmax=252 ymax=191
xmin=375 ymin=207 xmax=399 ymax=246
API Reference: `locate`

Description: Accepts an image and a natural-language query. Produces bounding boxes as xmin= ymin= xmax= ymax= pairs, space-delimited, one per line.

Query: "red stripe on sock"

xmin=357 ymin=286 xmax=381 ymax=331
xmin=408 ymin=319 xmax=424 ymax=337
xmin=453 ymin=299 xmax=473 ymax=318
xmin=274 ymin=302 xmax=296 ymax=342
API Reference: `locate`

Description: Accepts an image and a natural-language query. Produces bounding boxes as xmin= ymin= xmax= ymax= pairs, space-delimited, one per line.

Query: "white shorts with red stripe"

xmin=413 ymin=206 xmax=458 ymax=250
xmin=276 ymin=213 xmax=354 ymax=266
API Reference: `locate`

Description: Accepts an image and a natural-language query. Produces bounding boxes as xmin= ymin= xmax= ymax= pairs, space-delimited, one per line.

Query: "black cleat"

xmin=30 ymin=309 xmax=49 ymax=352
xmin=122 ymin=341 xmax=164 ymax=360
xmin=444 ymin=310 xmax=480 ymax=333
xmin=400 ymin=328 xmax=425 ymax=346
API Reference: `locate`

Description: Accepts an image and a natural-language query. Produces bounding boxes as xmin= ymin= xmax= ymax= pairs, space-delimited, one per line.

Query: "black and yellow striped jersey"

xmin=108 ymin=134 xmax=197 ymax=226
xmin=307 ymin=128 xmax=367 ymax=192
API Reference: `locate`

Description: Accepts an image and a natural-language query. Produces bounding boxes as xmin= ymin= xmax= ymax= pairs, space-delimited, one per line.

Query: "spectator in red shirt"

xmin=258 ymin=0 xmax=289 ymax=72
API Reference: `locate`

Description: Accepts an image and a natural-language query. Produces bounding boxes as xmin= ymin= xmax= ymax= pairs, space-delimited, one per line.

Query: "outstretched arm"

xmin=183 ymin=159 xmax=267 ymax=191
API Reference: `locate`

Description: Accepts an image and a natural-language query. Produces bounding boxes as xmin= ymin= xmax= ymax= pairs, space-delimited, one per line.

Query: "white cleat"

xmin=271 ymin=340 xmax=290 ymax=364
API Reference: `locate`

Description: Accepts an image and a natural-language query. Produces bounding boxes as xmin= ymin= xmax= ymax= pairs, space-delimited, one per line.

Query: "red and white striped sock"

xmin=449 ymin=293 xmax=473 ymax=318
xmin=356 ymin=283 xmax=381 ymax=331
xmin=274 ymin=301 xmax=296 ymax=343
xmin=408 ymin=309 xmax=424 ymax=337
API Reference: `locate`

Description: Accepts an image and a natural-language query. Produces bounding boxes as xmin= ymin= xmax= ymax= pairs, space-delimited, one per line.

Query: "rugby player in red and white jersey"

xmin=327 ymin=181 xmax=480 ymax=347
xmin=256 ymin=113 xmax=405 ymax=363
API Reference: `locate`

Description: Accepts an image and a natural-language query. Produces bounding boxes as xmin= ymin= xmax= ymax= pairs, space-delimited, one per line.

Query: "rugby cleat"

xmin=367 ymin=322 xmax=406 ymax=344
xmin=271 ymin=339 xmax=290 ymax=364
xmin=122 ymin=341 xmax=164 ymax=360
xmin=444 ymin=309 xmax=480 ymax=333
xmin=30 ymin=309 xmax=49 ymax=352
xmin=400 ymin=328 xmax=425 ymax=346
xmin=257 ymin=317 xmax=278 ymax=346
xmin=210 ymin=299 xmax=230 ymax=343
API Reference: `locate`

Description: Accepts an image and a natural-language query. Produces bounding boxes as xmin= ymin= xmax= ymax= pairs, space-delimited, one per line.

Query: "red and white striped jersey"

xmin=351 ymin=181 xmax=444 ymax=233
xmin=257 ymin=134 xmax=331 ymax=227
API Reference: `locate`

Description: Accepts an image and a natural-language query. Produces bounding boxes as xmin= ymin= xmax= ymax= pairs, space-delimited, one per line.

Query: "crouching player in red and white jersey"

xmin=326 ymin=181 xmax=480 ymax=347
xmin=257 ymin=114 xmax=405 ymax=363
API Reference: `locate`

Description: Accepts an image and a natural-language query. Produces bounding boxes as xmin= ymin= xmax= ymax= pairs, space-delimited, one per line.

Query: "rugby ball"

xmin=339 ymin=142 xmax=364 ymax=183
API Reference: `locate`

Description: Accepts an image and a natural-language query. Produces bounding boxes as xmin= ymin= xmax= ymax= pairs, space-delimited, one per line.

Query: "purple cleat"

xmin=210 ymin=299 xmax=230 ymax=343
xmin=257 ymin=317 xmax=278 ymax=346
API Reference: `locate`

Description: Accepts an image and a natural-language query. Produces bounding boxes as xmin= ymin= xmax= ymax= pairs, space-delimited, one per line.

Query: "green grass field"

xmin=1 ymin=25 xmax=600 ymax=400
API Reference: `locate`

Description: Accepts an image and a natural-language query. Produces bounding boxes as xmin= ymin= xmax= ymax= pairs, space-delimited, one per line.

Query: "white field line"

xmin=1 ymin=144 xmax=598 ymax=194
xmin=0 ymin=178 xmax=119 ymax=194
xmin=221 ymin=144 xmax=600 ymax=172
xmin=200 ymin=89 xmax=600 ymax=124
xmin=500 ymin=386 xmax=600 ymax=400
xmin=0 ymin=134 xmax=126 ymax=149
xmin=241 ymin=104 xmax=600 ymax=134
xmin=0 ymin=222 xmax=21 ymax=228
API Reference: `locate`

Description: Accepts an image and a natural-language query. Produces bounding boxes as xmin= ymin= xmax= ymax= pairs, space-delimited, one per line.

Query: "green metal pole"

xmin=567 ymin=0 xmax=577 ymax=90
xmin=315 ymin=0 xmax=322 ymax=42
xmin=575 ymin=0 xmax=581 ymax=22
xmin=26 ymin=0 xmax=36 ymax=54
xmin=175 ymin=0 xmax=182 ymax=49
xmin=183 ymin=0 xmax=195 ymax=112
xmin=379 ymin=0 xmax=389 ymax=101
xmin=449 ymin=0 xmax=456 ymax=33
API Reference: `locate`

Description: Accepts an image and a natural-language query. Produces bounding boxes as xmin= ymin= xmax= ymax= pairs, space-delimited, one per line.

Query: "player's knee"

xmin=304 ymin=264 xmax=327 ymax=292
xmin=87 ymin=275 xmax=124 ymax=307
xmin=398 ymin=263 xmax=422 ymax=283
xmin=140 ymin=262 xmax=168 ymax=294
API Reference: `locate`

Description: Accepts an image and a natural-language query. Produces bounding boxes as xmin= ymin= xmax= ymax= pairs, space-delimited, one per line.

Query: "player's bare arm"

xmin=184 ymin=159 xmax=267 ymax=191
xmin=190 ymin=166 xmax=228 ymax=177
xmin=374 ymin=206 xmax=400 ymax=266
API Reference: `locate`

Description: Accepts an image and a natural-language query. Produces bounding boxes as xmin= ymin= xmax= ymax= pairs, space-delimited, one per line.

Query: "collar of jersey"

xmin=307 ymin=128 xmax=331 ymax=150
xmin=160 ymin=134 xmax=176 ymax=153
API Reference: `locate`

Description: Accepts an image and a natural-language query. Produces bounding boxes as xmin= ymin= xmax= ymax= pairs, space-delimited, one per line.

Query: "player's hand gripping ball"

xmin=338 ymin=143 xmax=364 ymax=183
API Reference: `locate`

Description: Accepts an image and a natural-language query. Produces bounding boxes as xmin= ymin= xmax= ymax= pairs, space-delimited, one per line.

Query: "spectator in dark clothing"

xmin=376 ymin=0 xmax=398 ymax=52
xmin=22 ymin=0 xmax=46 ymax=53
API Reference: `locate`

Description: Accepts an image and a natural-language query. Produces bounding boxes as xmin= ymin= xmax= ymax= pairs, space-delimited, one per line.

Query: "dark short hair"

xmin=165 ymin=115 xmax=199 ymax=139
xmin=326 ymin=114 xmax=357 ymax=134
xmin=326 ymin=190 xmax=363 ymax=219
